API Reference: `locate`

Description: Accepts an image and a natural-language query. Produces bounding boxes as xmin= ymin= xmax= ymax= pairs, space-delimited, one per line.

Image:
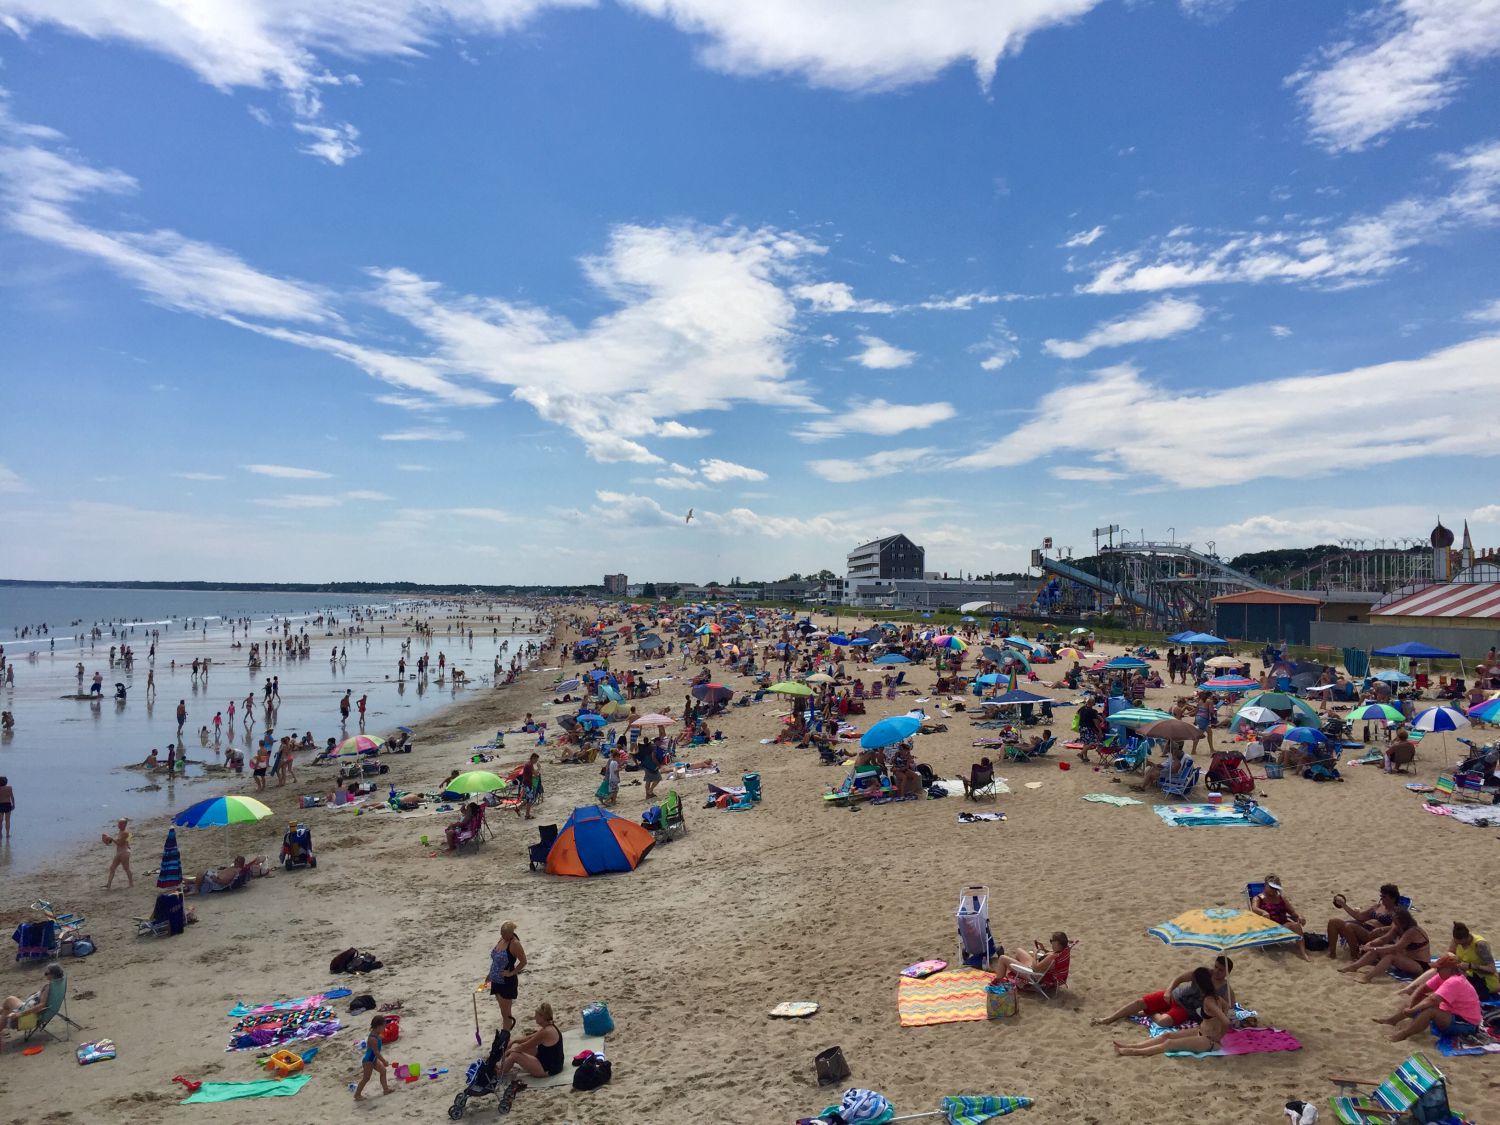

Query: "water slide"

xmin=1039 ymin=556 xmax=1168 ymax=619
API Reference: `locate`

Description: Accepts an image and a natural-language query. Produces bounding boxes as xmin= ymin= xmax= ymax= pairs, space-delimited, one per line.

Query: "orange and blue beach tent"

xmin=545 ymin=805 xmax=656 ymax=877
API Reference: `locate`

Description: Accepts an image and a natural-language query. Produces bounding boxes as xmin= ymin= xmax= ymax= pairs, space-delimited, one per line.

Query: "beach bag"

xmin=379 ymin=1015 xmax=400 ymax=1043
xmin=572 ymin=1054 xmax=612 ymax=1090
xmin=986 ymin=983 xmax=1018 ymax=1020
xmin=330 ymin=947 xmax=358 ymax=974
xmin=927 ymin=784 xmax=948 ymax=799
xmin=582 ymin=1002 xmax=614 ymax=1037
xmin=1304 ymin=933 xmax=1329 ymax=952
xmin=352 ymin=952 xmax=383 ymax=973
xmin=814 ymin=1046 xmax=851 ymax=1087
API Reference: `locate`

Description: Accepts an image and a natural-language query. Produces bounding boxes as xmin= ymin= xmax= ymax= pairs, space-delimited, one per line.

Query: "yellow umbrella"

xmin=1148 ymin=907 xmax=1299 ymax=951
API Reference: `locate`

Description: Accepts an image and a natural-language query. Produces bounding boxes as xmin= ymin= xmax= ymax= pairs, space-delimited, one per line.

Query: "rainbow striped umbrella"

xmin=932 ymin=635 xmax=967 ymax=651
xmin=1466 ymin=698 xmax=1500 ymax=722
xmin=337 ymin=734 xmax=383 ymax=756
xmin=173 ymin=794 xmax=273 ymax=862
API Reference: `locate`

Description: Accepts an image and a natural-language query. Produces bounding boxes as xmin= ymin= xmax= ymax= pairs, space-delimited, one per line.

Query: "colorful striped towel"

xmin=942 ymin=1095 xmax=1034 ymax=1122
xmin=897 ymin=968 xmax=995 ymax=1027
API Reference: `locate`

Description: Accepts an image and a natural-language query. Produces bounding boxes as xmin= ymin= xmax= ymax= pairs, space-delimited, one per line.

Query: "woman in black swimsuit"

xmin=497 ymin=1003 xmax=564 ymax=1079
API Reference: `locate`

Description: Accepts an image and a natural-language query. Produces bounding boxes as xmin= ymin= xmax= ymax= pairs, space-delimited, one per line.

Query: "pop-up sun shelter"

xmin=545 ymin=805 xmax=656 ymax=877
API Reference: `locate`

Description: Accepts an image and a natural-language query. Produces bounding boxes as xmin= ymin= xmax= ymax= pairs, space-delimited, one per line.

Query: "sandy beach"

xmin=4 ymin=606 xmax=1499 ymax=1124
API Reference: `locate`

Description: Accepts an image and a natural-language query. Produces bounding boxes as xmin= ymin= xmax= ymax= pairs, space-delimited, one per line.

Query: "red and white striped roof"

xmin=1373 ymin=582 xmax=1500 ymax=620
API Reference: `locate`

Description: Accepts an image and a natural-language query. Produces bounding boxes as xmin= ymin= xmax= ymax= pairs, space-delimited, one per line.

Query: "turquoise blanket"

xmin=183 ymin=1075 xmax=311 ymax=1103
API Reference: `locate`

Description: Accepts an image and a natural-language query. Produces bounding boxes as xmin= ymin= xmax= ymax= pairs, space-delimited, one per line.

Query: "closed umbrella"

xmin=157 ymin=828 xmax=183 ymax=890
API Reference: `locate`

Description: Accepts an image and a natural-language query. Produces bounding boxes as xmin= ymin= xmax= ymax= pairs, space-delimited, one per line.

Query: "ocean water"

xmin=0 ymin=589 xmax=542 ymax=873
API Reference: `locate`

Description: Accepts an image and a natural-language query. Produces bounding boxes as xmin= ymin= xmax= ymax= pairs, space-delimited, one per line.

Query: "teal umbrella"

xmin=1107 ymin=707 xmax=1173 ymax=727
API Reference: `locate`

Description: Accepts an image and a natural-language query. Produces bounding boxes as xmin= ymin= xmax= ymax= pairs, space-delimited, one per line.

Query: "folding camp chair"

xmin=957 ymin=884 xmax=997 ymax=969
xmin=658 ymin=790 xmax=687 ymax=840
xmin=1438 ymin=771 xmax=1491 ymax=804
xmin=9 ymin=971 xmax=83 ymax=1043
xmin=527 ymin=824 xmax=559 ymax=871
xmin=1158 ymin=759 xmax=1200 ymax=798
xmin=1006 ymin=943 xmax=1074 ymax=1002
xmin=136 ymin=892 xmax=186 ymax=938
xmin=1328 ymin=1052 xmax=1457 ymax=1124
xmin=965 ymin=764 xmax=998 ymax=801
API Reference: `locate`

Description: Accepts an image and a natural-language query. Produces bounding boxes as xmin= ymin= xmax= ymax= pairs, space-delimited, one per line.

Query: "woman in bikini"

xmin=103 ymin=817 xmax=133 ymax=889
xmin=1326 ymin=884 xmax=1402 ymax=961
xmin=1112 ymin=969 xmax=1230 ymax=1056
xmin=1340 ymin=907 xmax=1429 ymax=982
xmin=1251 ymin=875 xmax=1310 ymax=961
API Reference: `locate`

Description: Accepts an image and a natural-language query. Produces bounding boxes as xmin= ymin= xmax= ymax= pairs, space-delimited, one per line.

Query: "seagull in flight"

xmin=685 ymin=508 xmax=694 ymax=524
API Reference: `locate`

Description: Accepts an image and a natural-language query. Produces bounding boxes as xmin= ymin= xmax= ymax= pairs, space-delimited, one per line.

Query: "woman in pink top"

xmin=1374 ymin=954 xmax=1483 ymax=1041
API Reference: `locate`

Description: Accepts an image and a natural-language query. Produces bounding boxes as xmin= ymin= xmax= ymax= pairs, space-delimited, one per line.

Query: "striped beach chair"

xmin=1328 ymin=1052 xmax=1457 ymax=1124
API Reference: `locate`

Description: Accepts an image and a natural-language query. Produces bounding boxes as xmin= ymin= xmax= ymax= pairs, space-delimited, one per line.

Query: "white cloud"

xmin=852 ymin=334 xmax=915 ymax=369
xmin=1043 ymin=296 xmax=1205 ymax=358
xmin=379 ymin=428 xmax=466 ymax=442
xmin=624 ymin=0 xmax=1107 ymax=91
xmin=795 ymin=398 xmax=955 ymax=441
xmin=975 ymin=319 xmax=1021 ymax=371
xmin=1472 ymin=504 xmax=1500 ymax=522
xmin=1290 ymin=0 xmax=1500 ymax=153
xmin=1080 ymin=139 xmax=1500 ymax=294
xmin=252 ymin=494 xmax=342 ymax=509
xmin=1063 ymin=224 xmax=1105 ymax=247
xmin=243 ymin=464 xmax=332 ymax=479
xmin=809 ymin=447 xmax=936 ymax=483
xmin=652 ymin=475 xmax=708 ymax=490
xmin=174 ymin=471 xmax=226 ymax=481
xmin=0 ymin=462 xmax=27 ymax=492
xmin=292 ymin=121 xmax=361 ymax=165
xmin=698 ymin=458 xmax=767 ymax=483
xmin=396 ymin=463 xmax=432 ymax=472
xmin=1201 ymin=509 xmax=1437 ymax=556
xmin=952 ymin=334 xmax=1500 ymax=488
xmin=1270 ymin=324 xmax=1293 ymax=337
xmin=793 ymin=281 xmax=896 ymax=314
xmin=1050 ymin=465 xmax=1124 ymax=481
xmin=343 ymin=489 xmax=392 ymax=501
xmin=1468 ymin=298 xmax=1500 ymax=321
xmin=916 ymin=291 xmax=999 ymax=311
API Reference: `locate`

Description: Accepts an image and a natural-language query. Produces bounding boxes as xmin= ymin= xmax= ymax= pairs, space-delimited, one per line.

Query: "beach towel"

xmin=1153 ymin=803 xmax=1279 ymax=827
xmin=1423 ymin=804 xmax=1500 ymax=827
xmin=76 ymin=1039 xmax=116 ymax=1065
xmin=183 ymin=1075 xmax=312 ymax=1102
xmin=1162 ymin=1027 xmax=1300 ymax=1058
xmin=769 ymin=1001 xmax=820 ymax=1019
xmin=1434 ymin=1029 xmax=1500 ymax=1056
xmin=957 ymin=812 xmax=1005 ymax=823
xmin=943 ymin=777 xmax=1011 ymax=795
xmin=1081 ymin=793 xmax=1143 ymax=806
xmin=901 ymin=959 xmax=948 ymax=979
xmin=523 ymin=1031 xmax=606 ymax=1088
xmin=897 ymin=968 xmax=995 ymax=1027
xmin=227 ymin=989 xmax=351 ymax=1018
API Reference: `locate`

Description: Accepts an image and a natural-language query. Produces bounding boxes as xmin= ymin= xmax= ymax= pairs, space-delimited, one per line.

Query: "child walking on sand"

xmin=354 ymin=1015 xmax=394 ymax=1100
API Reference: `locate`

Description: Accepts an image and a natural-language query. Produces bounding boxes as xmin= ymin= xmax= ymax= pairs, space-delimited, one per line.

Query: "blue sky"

xmin=1 ymin=0 xmax=1498 ymax=584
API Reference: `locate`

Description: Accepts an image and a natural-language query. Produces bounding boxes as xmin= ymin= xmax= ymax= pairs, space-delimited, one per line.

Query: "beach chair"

xmin=8 ymin=971 xmax=83 ymax=1044
xmin=453 ymin=807 xmax=489 ymax=853
xmin=280 ymin=824 xmax=316 ymax=870
xmin=136 ymin=892 xmax=186 ymax=938
xmin=657 ymin=790 xmax=687 ymax=840
xmin=1006 ymin=942 xmax=1074 ymax=1002
xmin=1112 ymin=740 xmax=1150 ymax=773
xmin=966 ymin=763 xmax=998 ymax=801
xmin=1158 ymin=759 xmax=1200 ymax=798
xmin=957 ymin=884 xmax=998 ymax=969
xmin=527 ymin=824 xmax=559 ymax=871
xmin=11 ymin=921 xmax=59 ymax=964
xmin=1328 ymin=1052 xmax=1457 ymax=1124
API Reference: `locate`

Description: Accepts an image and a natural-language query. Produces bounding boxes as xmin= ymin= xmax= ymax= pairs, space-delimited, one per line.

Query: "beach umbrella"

xmin=1200 ymin=676 xmax=1258 ymax=692
xmin=630 ymin=713 xmax=677 ymax=728
xmin=692 ymin=683 xmax=734 ymax=704
xmin=886 ymin=1095 xmax=1034 ymax=1123
xmin=1185 ymin=633 xmax=1227 ymax=646
xmin=1234 ymin=705 xmax=1281 ymax=725
xmin=1148 ymin=907 xmax=1299 ymax=951
xmin=828 ymin=633 xmax=851 ymax=646
xmin=989 ymin=689 xmax=1050 ymax=706
xmin=695 ymin=623 xmax=723 ymax=636
xmin=545 ymin=806 xmax=656 ymax=877
xmin=638 ymin=635 xmax=663 ymax=651
xmin=173 ymin=795 xmax=273 ymax=861
xmin=961 ymin=616 xmax=976 ymax=623
xmin=874 ymin=653 xmax=911 ymax=665
xmin=1105 ymin=656 xmax=1148 ymax=670
xmin=1282 ymin=726 xmax=1328 ymax=745
xmin=1372 ymin=670 xmax=1413 ymax=685
xmin=982 ymin=645 xmax=1005 ymax=662
xmin=1347 ymin=703 xmax=1407 ymax=724
xmin=1467 ymin=698 xmax=1500 ymax=722
xmin=975 ymin=673 xmax=1003 ymax=686
xmin=555 ymin=677 xmax=581 ymax=692
xmin=1107 ymin=707 xmax=1174 ymax=727
xmin=556 ymin=714 xmax=579 ymax=731
xmin=1243 ymin=692 xmax=1318 ymax=721
xmin=1204 ymin=656 xmax=1244 ymax=670
xmin=336 ymin=734 xmax=384 ymax=755
xmin=861 ymin=715 xmax=922 ymax=749
xmin=849 ymin=637 xmax=873 ymax=646
xmin=1138 ymin=719 xmax=1202 ymax=742
xmin=576 ymin=712 xmax=609 ymax=730
xmin=1057 ymin=647 xmax=1082 ymax=660
xmin=598 ymin=684 xmax=624 ymax=704
xmin=932 ymin=635 xmax=967 ymax=651
xmin=805 ymin=673 xmax=836 ymax=685
xmin=1070 ymin=628 xmax=1090 ymax=636
xmin=1413 ymin=706 xmax=1470 ymax=733
xmin=768 ymin=681 xmax=813 ymax=697
xmin=157 ymin=828 xmax=183 ymax=891
xmin=446 ymin=770 xmax=509 ymax=794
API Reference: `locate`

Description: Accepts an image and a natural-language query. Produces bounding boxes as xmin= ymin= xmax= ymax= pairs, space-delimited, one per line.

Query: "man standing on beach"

xmin=176 ymin=699 xmax=187 ymax=738
xmin=340 ymin=689 xmax=352 ymax=728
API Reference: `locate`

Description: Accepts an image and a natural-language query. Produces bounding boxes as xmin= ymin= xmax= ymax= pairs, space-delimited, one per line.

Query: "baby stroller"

xmin=280 ymin=824 xmax=316 ymax=869
xmin=449 ymin=1027 xmax=510 ymax=1119
xmin=957 ymin=884 xmax=998 ymax=969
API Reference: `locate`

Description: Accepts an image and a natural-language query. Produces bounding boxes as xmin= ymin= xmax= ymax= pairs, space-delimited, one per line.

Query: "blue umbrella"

xmin=828 ymin=634 xmax=851 ymax=646
xmin=990 ymin=689 xmax=1050 ymax=705
xmin=1372 ymin=641 xmax=1460 ymax=659
xmin=576 ymin=712 xmax=608 ymax=730
xmin=961 ymin=615 xmax=976 ymax=623
xmin=1185 ymin=633 xmax=1227 ymax=646
xmin=975 ymin=673 xmax=1003 ymax=686
xmin=1413 ymin=706 xmax=1469 ymax=733
xmin=1105 ymin=656 xmax=1148 ymax=669
xmin=588 ymin=669 xmax=610 ymax=680
xmin=1281 ymin=726 xmax=1327 ymax=744
xmin=849 ymin=638 xmax=872 ymax=646
xmin=874 ymin=653 xmax=910 ymax=665
xmin=861 ymin=715 xmax=921 ymax=749
xmin=1372 ymin=669 xmax=1412 ymax=684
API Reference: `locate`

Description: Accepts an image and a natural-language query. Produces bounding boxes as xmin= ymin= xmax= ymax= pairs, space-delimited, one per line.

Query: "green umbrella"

xmin=1108 ymin=707 xmax=1173 ymax=727
xmin=767 ymin=681 xmax=813 ymax=697
xmin=1347 ymin=703 xmax=1407 ymax=724
xmin=1242 ymin=691 xmax=1318 ymax=721
xmin=446 ymin=770 xmax=509 ymax=794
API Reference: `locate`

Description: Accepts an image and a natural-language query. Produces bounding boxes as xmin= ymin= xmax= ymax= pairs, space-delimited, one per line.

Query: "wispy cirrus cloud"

xmin=952 ymin=334 xmax=1500 ymax=488
xmin=793 ymin=280 xmax=999 ymax=314
xmin=379 ymin=428 xmax=466 ymax=442
xmin=243 ymin=464 xmax=332 ymax=479
xmin=1063 ymin=224 xmax=1105 ymax=247
xmin=0 ymin=462 xmax=28 ymax=493
xmin=1289 ymin=0 xmax=1500 ymax=153
xmin=808 ymin=447 xmax=937 ymax=483
xmin=1043 ymin=296 xmax=1205 ymax=359
xmin=795 ymin=399 xmax=955 ymax=441
xmin=174 ymin=472 xmax=226 ymax=481
xmin=253 ymin=489 xmax=391 ymax=509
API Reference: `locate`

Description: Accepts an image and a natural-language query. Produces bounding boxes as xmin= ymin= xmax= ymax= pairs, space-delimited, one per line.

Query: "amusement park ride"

xmin=1029 ymin=527 xmax=1438 ymax=631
